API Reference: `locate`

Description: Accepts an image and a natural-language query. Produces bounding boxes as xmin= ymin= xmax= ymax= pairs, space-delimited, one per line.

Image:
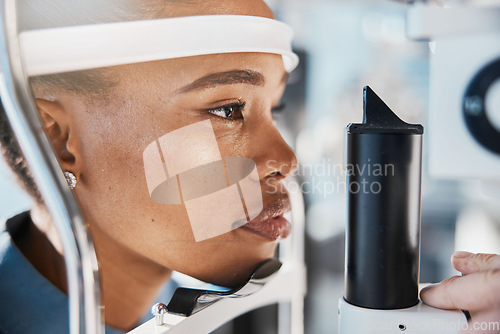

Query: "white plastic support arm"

xmin=338 ymin=289 xmax=467 ymax=334
xmin=127 ymin=260 xmax=307 ymax=334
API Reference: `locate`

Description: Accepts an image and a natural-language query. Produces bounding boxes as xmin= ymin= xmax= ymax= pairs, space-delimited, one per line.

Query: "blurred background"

xmin=268 ymin=0 xmax=500 ymax=332
xmin=2 ymin=0 xmax=500 ymax=333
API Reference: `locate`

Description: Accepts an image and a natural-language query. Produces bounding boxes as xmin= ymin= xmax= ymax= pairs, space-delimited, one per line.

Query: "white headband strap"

xmin=19 ymin=15 xmax=299 ymax=76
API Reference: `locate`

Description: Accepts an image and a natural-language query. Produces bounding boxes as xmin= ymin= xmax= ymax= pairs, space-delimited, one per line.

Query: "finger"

xmin=452 ymin=252 xmax=500 ymax=275
xmin=420 ymin=270 xmax=500 ymax=312
xmin=461 ymin=309 xmax=500 ymax=334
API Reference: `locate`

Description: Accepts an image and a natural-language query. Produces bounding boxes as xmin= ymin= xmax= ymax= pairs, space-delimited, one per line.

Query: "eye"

xmin=207 ymin=101 xmax=246 ymax=120
xmin=271 ymin=102 xmax=286 ymax=119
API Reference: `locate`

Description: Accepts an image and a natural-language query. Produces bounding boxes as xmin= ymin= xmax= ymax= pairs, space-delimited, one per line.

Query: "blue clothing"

xmin=0 ymin=212 xmax=177 ymax=334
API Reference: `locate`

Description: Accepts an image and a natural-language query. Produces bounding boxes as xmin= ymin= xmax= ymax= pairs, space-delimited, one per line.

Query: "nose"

xmin=253 ymin=124 xmax=298 ymax=181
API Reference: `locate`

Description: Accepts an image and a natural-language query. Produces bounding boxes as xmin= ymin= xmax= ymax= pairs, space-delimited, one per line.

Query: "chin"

xmin=203 ymin=255 xmax=277 ymax=288
xmin=183 ymin=241 xmax=279 ymax=288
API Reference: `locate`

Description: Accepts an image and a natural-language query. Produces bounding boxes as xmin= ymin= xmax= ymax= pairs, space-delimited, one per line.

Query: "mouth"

xmin=239 ymin=196 xmax=291 ymax=241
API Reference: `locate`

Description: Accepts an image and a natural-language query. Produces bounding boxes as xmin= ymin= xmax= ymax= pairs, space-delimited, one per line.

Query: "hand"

xmin=420 ymin=252 xmax=500 ymax=333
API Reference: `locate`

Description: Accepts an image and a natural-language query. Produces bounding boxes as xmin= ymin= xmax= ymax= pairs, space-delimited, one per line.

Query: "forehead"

xmin=155 ymin=0 xmax=274 ymax=19
xmin=114 ymin=52 xmax=286 ymax=92
xmin=19 ymin=0 xmax=274 ymax=30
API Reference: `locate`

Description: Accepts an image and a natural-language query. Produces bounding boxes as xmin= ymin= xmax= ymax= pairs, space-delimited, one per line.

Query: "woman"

xmin=0 ymin=0 xmax=297 ymax=332
xmin=1 ymin=1 xmax=499 ymax=333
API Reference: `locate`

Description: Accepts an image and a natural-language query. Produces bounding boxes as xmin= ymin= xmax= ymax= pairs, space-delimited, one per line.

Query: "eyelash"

xmin=207 ymin=101 xmax=246 ymax=121
xmin=206 ymin=101 xmax=286 ymax=121
xmin=271 ymin=103 xmax=286 ymax=115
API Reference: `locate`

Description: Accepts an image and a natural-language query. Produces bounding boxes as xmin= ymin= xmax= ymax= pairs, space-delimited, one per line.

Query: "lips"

xmin=239 ymin=196 xmax=292 ymax=241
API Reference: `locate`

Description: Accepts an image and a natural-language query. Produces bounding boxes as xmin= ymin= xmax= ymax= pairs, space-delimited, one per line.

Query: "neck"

xmin=27 ymin=205 xmax=172 ymax=331
xmin=90 ymin=222 xmax=172 ymax=331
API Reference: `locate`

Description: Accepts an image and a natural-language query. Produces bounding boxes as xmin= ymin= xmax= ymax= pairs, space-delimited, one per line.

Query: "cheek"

xmin=80 ymin=122 xmax=150 ymax=206
xmin=211 ymin=122 xmax=251 ymax=158
xmin=74 ymin=111 xmax=193 ymax=242
xmin=74 ymin=110 xmax=277 ymax=285
xmin=77 ymin=105 xmax=178 ymax=204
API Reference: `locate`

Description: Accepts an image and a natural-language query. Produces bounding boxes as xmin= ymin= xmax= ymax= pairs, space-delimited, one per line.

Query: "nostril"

xmin=267 ymin=171 xmax=281 ymax=178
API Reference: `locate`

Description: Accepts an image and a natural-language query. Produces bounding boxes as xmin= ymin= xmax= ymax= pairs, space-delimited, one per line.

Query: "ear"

xmin=35 ymin=98 xmax=81 ymax=177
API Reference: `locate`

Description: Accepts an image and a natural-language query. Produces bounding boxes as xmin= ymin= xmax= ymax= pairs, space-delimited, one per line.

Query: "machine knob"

xmin=151 ymin=303 xmax=168 ymax=326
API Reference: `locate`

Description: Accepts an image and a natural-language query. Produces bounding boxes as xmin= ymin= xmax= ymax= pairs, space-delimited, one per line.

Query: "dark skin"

xmin=14 ymin=1 xmax=499 ymax=332
xmin=18 ymin=0 xmax=298 ymax=330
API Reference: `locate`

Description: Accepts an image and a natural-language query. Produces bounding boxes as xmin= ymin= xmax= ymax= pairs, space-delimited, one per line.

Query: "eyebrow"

xmin=177 ymin=70 xmax=265 ymax=93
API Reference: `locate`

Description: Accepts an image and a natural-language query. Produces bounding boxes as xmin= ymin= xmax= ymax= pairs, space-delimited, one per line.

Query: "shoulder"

xmin=0 ymin=213 xmax=126 ymax=334
xmin=0 ymin=212 xmax=69 ymax=334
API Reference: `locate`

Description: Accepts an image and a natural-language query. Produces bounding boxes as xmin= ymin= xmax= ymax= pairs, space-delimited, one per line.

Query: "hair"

xmin=0 ymin=69 xmax=117 ymax=202
xmin=0 ymin=0 xmax=188 ymax=203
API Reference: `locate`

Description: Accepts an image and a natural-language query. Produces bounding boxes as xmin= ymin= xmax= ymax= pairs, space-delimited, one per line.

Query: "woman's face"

xmin=60 ymin=1 xmax=297 ymax=286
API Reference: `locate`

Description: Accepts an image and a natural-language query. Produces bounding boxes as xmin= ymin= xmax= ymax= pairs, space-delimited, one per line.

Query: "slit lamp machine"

xmin=0 ymin=0 xmax=499 ymax=333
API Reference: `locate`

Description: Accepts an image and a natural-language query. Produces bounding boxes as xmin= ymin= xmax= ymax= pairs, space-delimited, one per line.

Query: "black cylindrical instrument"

xmin=344 ymin=86 xmax=424 ymax=309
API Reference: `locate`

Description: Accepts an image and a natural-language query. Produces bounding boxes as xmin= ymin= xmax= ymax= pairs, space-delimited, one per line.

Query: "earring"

xmin=64 ymin=171 xmax=77 ymax=190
